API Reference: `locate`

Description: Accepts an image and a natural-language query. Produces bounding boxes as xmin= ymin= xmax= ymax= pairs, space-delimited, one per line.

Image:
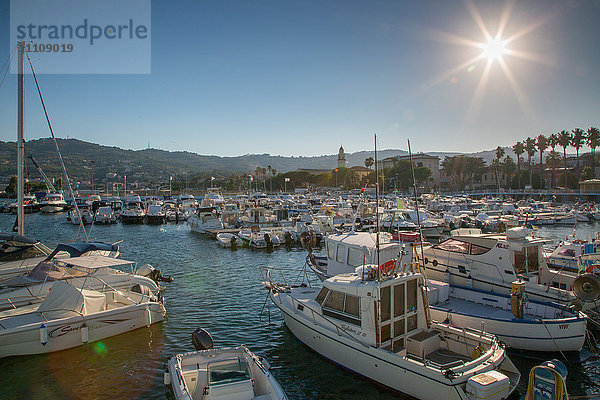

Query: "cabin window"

xmin=327 ymin=243 xmax=336 ymax=260
xmin=406 ymin=279 xmax=417 ymax=313
xmin=558 ymin=248 xmax=576 ymax=257
xmin=513 ymin=246 xmax=540 ymax=274
xmin=322 ymin=290 xmax=361 ymax=326
xmin=347 ymin=247 xmax=364 ymax=267
xmin=394 ymin=319 xmax=405 ymax=336
xmin=407 ymin=315 xmax=417 ymax=333
xmin=344 ymin=295 xmax=360 ymax=317
xmin=434 ymin=239 xmax=469 ymax=254
xmin=381 ymin=324 xmax=391 ymax=342
xmin=381 ymin=286 xmax=391 ymax=322
xmin=316 ymin=287 xmax=329 ymax=305
xmin=470 ymin=244 xmax=491 ymax=255
xmin=336 ymin=245 xmax=347 ymax=263
xmin=394 ymin=283 xmax=405 ymax=317
xmin=324 ymin=291 xmax=345 ymax=312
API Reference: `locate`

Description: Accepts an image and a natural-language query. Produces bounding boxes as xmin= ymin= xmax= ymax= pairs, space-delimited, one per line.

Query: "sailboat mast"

xmin=16 ymin=41 xmax=25 ymax=235
xmin=374 ymin=134 xmax=380 ymax=274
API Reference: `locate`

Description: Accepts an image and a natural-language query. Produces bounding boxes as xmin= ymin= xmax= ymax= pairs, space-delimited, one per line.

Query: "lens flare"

xmin=479 ymin=36 xmax=508 ymax=62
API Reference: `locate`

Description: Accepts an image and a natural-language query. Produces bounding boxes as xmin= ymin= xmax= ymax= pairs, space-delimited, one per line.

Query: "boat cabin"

xmin=314 ymin=271 xmax=425 ymax=354
xmin=324 ymin=232 xmax=405 ymax=277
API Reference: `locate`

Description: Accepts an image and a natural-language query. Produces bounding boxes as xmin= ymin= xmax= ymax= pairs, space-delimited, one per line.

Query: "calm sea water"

xmin=0 ymin=213 xmax=598 ymax=400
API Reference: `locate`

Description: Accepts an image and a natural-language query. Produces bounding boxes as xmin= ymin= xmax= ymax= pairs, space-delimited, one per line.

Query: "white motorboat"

xmin=306 ymin=231 xmax=412 ymax=281
xmin=166 ymin=343 xmax=287 ymax=400
xmin=216 ymin=233 xmax=238 ymax=248
xmin=427 ymin=280 xmax=587 ymax=352
xmin=0 ymin=253 xmax=162 ymax=311
xmin=188 ymin=207 xmax=224 ymax=234
xmin=261 ymin=266 xmax=520 ymax=400
xmin=39 ymin=192 xmax=67 ymax=213
xmin=95 ymin=205 xmax=118 ymax=224
xmin=237 ymin=230 xmax=279 ymax=249
xmin=545 ymin=236 xmax=600 ymax=273
xmin=69 ymin=206 xmax=94 ymax=225
xmin=421 ymin=227 xmax=600 ymax=314
xmin=0 ymin=280 xmax=165 ymax=358
xmin=120 ymin=201 xmax=146 ymax=224
xmin=146 ymin=203 xmax=166 ymax=224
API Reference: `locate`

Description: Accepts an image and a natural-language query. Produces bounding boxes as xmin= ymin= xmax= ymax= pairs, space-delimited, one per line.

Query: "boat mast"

xmin=16 ymin=41 xmax=25 ymax=235
xmin=374 ymin=134 xmax=380 ymax=276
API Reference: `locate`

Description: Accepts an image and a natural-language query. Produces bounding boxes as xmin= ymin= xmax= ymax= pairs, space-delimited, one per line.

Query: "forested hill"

xmin=0 ymin=137 xmax=513 ymax=182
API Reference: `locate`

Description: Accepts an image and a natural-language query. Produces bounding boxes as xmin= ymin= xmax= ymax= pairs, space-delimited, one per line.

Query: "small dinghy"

xmin=216 ymin=233 xmax=238 ymax=249
xmin=165 ymin=328 xmax=288 ymax=400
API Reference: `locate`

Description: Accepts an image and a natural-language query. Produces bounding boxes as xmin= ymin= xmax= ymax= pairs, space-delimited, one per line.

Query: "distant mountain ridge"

xmin=0 ymin=138 xmax=552 ymax=184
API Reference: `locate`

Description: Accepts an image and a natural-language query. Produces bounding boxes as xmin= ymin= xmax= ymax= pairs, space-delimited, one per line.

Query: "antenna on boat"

xmin=408 ymin=139 xmax=431 ymax=328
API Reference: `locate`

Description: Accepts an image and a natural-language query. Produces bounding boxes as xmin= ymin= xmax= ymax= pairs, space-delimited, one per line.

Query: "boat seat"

xmin=206 ymin=379 xmax=254 ymax=400
xmin=189 ymin=367 xmax=207 ymax=399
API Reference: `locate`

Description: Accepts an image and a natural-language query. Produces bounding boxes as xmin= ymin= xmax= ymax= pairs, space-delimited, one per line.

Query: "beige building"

xmin=377 ymin=154 xmax=441 ymax=184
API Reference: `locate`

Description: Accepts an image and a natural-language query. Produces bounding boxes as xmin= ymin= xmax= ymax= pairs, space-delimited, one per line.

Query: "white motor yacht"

xmin=188 ymin=207 xmax=224 ymax=234
xmin=39 ymin=192 xmax=67 ymax=213
xmin=261 ymin=266 xmax=520 ymax=400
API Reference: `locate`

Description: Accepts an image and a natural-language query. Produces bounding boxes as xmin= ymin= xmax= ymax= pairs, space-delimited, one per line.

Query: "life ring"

xmin=585 ymin=264 xmax=600 ymax=274
xmin=379 ymin=259 xmax=397 ymax=274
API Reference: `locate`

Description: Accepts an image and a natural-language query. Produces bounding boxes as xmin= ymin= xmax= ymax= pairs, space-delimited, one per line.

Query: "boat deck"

xmin=433 ymin=297 xmax=536 ymax=322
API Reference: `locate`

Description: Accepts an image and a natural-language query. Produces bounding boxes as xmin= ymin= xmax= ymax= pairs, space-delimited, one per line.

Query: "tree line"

xmin=442 ymin=127 xmax=599 ymax=191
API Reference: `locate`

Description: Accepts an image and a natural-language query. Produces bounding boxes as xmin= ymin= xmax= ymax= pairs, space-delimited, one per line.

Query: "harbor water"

xmin=1 ymin=212 xmax=599 ymax=399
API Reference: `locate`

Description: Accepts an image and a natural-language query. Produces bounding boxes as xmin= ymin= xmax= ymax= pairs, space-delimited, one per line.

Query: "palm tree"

xmin=494 ymin=146 xmax=505 ymax=189
xmin=587 ymin=127 xmax=600 ymax=178
xmin=557 ymin=130 xmax=572 ymax=187
xmin=536 ymin=134 xmax=548 ymax=187
xmin=512 ymin=141 xmax=525 ymax=188
xmin=364 ymin=157 xmax=374 ymax=170
xmin=525 ymin=137 xmax=537 ymax=187
xmin=549 ymin=133 xmax=559 ymax=188
xmin=502 ymin=156 xmax=517 ymax=187
xmin=571 ymin=128 xmax=585 ymax=179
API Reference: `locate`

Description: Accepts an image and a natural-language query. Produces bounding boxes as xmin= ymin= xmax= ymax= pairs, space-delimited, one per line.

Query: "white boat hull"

xmin=274 ymin=294 xmax=515 ymax=400
xmin=0 ymin=302 xmax=165 ymax=357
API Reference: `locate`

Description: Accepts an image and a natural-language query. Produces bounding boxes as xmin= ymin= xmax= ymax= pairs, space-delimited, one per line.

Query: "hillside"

xmin=0 ymin=137 xmax=550 ymax=186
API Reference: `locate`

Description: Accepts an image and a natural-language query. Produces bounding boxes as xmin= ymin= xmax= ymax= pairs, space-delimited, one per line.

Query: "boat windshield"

xmin=208 ymin=358 xmax=251 ymax=386
xmin=0 ymin=241 xmax=46 ymax=262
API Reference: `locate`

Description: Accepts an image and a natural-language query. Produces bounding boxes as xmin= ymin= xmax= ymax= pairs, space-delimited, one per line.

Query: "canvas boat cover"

xmin=45 ymin=242 xmax=119 ymax=260
xmin=37 ymin=280 xmax=105 ymax=316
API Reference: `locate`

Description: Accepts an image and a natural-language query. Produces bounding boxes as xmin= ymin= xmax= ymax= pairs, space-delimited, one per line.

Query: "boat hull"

xmin=0 ymin=302 xmax=165 ymax=358
xmin=274 ymin=294 xmax=515 ymax=400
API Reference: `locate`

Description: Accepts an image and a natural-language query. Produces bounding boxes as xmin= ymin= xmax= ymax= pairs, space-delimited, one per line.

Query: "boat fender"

xmin=163 ymin=372 xmax=171 ymax=386
xmin=145 ymin=308 xmax=152 ymax=327
xmin=81 ymin=323 xmax=89 ymax=343
xmin=40 ymin=323 xmax=48 ymax=346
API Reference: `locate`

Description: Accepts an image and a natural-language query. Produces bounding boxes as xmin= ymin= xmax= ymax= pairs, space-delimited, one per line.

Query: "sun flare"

xmin=479 ymin=36 xmax=508 ymax=62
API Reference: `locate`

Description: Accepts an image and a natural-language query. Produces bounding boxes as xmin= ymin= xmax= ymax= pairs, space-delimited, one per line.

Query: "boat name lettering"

xmin=496 ymin=243 xmax=509 ymax=249
xmin=340 ymin=324 xmax=366 ymax=337
xmin=558 ymin=324 xmax=569 ymax=330
xmin=49 ymin=323 xmax=83 ymax=338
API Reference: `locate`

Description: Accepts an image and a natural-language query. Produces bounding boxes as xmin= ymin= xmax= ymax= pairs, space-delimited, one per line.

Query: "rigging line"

xmin=25 ymin=51 xmax=89 ymax=241
xmin=0 ymin=46 xmax=18 ymax=92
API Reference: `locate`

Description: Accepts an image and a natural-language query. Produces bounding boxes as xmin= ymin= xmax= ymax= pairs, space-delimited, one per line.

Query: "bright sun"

xmin=479 ymin=36 xmax=508 ymax=62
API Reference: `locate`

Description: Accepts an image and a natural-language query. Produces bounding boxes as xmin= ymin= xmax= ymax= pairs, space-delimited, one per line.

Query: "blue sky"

xmin=0 ymin=0 xmax=598 ymax=157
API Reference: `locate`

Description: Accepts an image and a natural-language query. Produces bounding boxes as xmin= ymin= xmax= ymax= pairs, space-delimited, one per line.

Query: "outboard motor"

xmin=137 ymin=264 xmax=174 ymax=284
xmin=192 ymin=328 xmax=214 ymax=351
xmin=230 ymin=235 xmax=237 ymax=250
xmin=526 ymin=359 xmax=567 ymax=400
xmin=264 ymin=233 xmax=273 ymax=250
